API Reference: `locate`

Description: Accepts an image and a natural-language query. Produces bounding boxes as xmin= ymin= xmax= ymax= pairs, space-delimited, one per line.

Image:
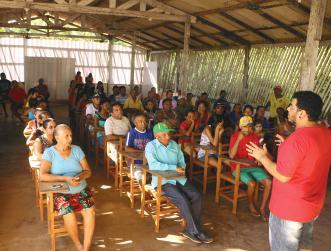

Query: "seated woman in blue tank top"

xmin=40 ymin=124 xmax=95 ymax=251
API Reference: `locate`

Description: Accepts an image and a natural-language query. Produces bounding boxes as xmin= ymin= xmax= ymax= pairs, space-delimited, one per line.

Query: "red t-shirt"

xmin=270 ymin=126 xmax=331 ymax=222
xmin=9 ymin=88 xmax=26 ymax=103
xmin=178 ymin=120 xmax=198 ymax=143
xmin=229 ymin=131 xmax=259 ymax=172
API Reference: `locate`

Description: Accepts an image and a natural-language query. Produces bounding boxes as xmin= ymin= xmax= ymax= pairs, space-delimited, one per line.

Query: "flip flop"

xmin=261 ymin=213 xmax=269 ymax=222
xmin=250 ymin=211 xmax=261 ymax=217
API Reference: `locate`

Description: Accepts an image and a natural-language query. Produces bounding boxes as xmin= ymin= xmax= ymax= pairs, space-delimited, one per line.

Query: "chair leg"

xmin=203 ymin=166 xmax=208 ymax=194
xmin=215 ymin=165 xmax=221 ymax=203
xmin=130 ymin=164 xmax=134 ymax=208
xmin=140 ymin=170 xmax=146 ymax=218
xmin=39 ymin=193 xmax=44 ymax=222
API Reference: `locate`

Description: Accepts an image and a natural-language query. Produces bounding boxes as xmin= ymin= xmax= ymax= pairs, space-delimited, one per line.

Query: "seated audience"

xmin=196 ymin=100 xmax=211 ymax=132
xmin=40 ymin=124 xmax=95 ymax=251
xmin=34 ymin=78 xmax=50 ymax=100
xmin=96 ymin=81 xmax=107 ymax=100
xmin=266 ymin=85 xmax=289 ymax=128
xmin=254 ymin=119 xmax=264 ymax=140
xmin=94 ymin=99 xmax=110 ymax=145
xmin=243 ymin=104 xmax=254 ymax=117
xmin=145 ymin=122 xmax=213 ymax=244
xmin=159 ymin=90 xmax=177 ymax=109
xmin=214 ymin=90 xmax=231 ymax=114
xmin=123 ymin=88 xmax=144 ymax=113
xmin=155 ymin=98 xmax=179 ymax=129
xmin=197 ymin=120 xmax=224 ymax=168
xmin=125 ymin=113 xmax=154 ymax=181
xmin=229 ymin=116 xmax=271 ymax=220
xmin=33 ymin=118 xmax=56 ymax=160
xmin=108 ymin=85 xmax=119 ymax=105
xmin=178 ymin=110 xmax=199 ymax=155
xmin=115 ymin=86 xmax=127 ymax=105
xmin=175 ymin=96 xmax=190 ymax=122
xmin=229 ymin=103 xmax=242 ymax=128
xmin=85 ymin=94 xmax=100 ymax=131
xmin=254 ymin=106 xmax=269 ymax=129
xmin=195 ymin=92 xmax=211 ymax=111
xmin=104 ymin=102 xmax=131 ymax=161
xmin=276 ymin=107 xmax=294 ymax=137
xmin=26 ymin=111 xmax=51 ymax=146
xmin=144 ymin=99 xmax=156 ymax=130
xmin=186 ymin=93 xmax=194 ymax=110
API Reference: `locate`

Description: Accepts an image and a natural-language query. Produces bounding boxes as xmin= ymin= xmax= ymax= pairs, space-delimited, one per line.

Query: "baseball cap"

xmin=153 ymin=122 xmax=175 ymax=134
xmin=213 ymin=102 xmax=225 ymax=109
xmin=239 ymin=116 xmax=254 ymax=127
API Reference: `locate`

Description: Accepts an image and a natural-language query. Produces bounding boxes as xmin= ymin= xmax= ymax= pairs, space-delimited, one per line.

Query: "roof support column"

xmin=242 ymin=46 xmax=250 ymax=103
xmin=180 ymin=17 xmax=190 ymax=93
xmin=107 ymin=37 xmax=113 ymax=96
xmin=130 ymin=33 xmax=136 ymax=90
xmin=299 ymin=0 xmax=327 ymax=91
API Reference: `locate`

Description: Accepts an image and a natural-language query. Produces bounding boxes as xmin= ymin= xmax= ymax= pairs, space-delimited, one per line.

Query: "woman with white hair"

xmin=40 ymin=124 xmax=95 ymax=251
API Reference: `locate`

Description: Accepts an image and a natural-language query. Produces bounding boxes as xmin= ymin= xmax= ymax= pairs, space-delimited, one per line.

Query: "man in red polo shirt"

xmin=247 ymin=91 xmax=331 ymax=251
xmin=229 ymin=116 xmax=272 ymax=220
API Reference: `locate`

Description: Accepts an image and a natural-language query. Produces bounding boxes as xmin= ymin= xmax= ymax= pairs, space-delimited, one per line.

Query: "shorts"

xmin=269 ymin=212 xmax=315 ymax=251
xmin=198 ymin=153 xmax=218 ymax=162
xmin=54 ymin=187 xmax=94 ymax=216
xmin=232 ymin=167 xmax=269 ymax=184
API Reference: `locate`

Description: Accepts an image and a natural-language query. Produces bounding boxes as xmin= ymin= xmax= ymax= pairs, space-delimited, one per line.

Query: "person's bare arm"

xmin=76 ymin=158 xmax=92 ymax=181
xmin=33 ymin=138 xmax=43 ymax=160
xmin=229 ymin=132 xmax=244 ymax=158
xmin=94 ymin=117 xmax=103 ymax=131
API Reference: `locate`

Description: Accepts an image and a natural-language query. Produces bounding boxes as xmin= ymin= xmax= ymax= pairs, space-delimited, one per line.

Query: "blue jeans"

xmin=269 ymin=212 xmax=315 ymax=251
xmin=162 ymin=181 xmax=202 ymax=235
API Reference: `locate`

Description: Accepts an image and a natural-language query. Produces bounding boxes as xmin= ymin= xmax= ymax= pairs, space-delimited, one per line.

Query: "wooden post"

xmin=107 ymin=37 xmax=113 ymax=96
xmin=130 ymin=33 xmax=136 ymax=90
xmin=299 ymin=0 xmax=327 ymax=91
xmin=242 ymin=47 xmax=250 ymax=103
xmin=175 ymin=50 xmax=180 ymax=92
xmin=180 ymin=17 xmax=190 ymax=92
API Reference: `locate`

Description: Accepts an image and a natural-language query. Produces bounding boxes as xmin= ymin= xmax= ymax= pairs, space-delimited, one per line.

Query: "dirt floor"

xmin=0 ymin=102 xmax=330 ymax=251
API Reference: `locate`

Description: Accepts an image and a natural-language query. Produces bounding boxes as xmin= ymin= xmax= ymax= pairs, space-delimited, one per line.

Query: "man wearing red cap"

xmin=266 ymin=85 xmax=289 ymax=127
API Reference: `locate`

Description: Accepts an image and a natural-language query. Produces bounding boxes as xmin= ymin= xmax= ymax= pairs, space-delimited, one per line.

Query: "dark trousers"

xmin=162 ymin=181 xmax=202 ymax=235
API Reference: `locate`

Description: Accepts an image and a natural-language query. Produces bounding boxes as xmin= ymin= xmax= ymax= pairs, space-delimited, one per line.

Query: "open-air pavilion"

xmin=0 ymin=1 xmax=330 ymax=250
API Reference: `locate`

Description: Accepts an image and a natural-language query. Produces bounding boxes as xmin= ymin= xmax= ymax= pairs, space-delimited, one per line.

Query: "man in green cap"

xmin=145 ymin=122 xmax=213 ymax=244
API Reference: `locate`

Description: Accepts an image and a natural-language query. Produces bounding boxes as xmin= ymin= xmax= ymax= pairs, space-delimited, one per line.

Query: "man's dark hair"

xmin=243 ymin=104 xmax=254 ymax=112
xmin=201 ymin=92 xmax=208 ymax=96
xmin=166 ymin=90 xmax=173 ymax=95
xmin=112 ymin=85 xmax=119 ymax=90
xmin=42 ymin=118 xmax=55 ymax=129
xmin=119 ymin=86 xmax=126 ymax=90
xmin=292 ymin=91 xmax=323 ymax=121
xmin=133 ymin=112 xmax=147 ymax=122
xmin=254 ymin=118 xmax=263 ymax=126
xmin=256 ymin=105 xmax=265 ymax=112
xmin=196 ymin=100 xmax=208 ymax=108
xmin=38 ymin=78 xmax=44 ymax=85
xmin=162 ymin=98 xmax=172 ymax=105
xmin=185 ymin=109 xmax=195 ymax=116
xmin=110 ymin=101 xmax=122 ymax=113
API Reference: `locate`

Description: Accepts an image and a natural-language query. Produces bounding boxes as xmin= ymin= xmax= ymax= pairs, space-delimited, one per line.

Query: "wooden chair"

xmin=39 ymin=181 xmax=70 ymax=251
xmin=94 ymin=128 xmax=106 ymax=167
xmin=189 ymin=135 xmax=224 ymax=194
xmin=118 ymin=151 xmax=144 ymax=208
xmin=140 ymin=163 xmax=185 ymax=233
xmin=105 ymin=135 xmax=125 ymax=187
xmin=215 ymin=157 xmax=256 ymax=214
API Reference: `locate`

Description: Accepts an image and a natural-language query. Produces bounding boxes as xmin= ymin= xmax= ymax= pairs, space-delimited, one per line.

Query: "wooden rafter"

xmin=218 ymin=12 xmax=275 ymax=43
xmin=141 ymin=31 xmax=179 ymax=48
xmin=197 ymin=17 xmax=250 ymax=45
xmin=247 ymin=3 xmax=305 ymax=39
xmin=0 ymin=0 xmax=193 ymax=23
xmin=77 ymin=0 xmax=96 ymax=6
xmin=117 ymin=0 xmax=140 ymax=10
xmin=194 ymin=0 xmax=275 ymax=16
xmin=163 ymin=24 xmax=213 ymax=47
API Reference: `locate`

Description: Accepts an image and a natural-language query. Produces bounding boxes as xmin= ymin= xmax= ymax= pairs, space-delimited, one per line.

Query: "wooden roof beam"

xmin=140 ymin=31 xmax=179 ymax=48
xmin=0 ymin=0 xmax=191 ymax=23
xmin=218 ymin=12 xmax=275 ymax=43
xmin=197 ymin=16 xmax=250 ymax=45
xmin=247 ymin=3 xmax=306 ymax=38
xmin=163 ymin=24 xmax=213 ymax=48
xmin=194 ymin=0 xmax=275 ymax=16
